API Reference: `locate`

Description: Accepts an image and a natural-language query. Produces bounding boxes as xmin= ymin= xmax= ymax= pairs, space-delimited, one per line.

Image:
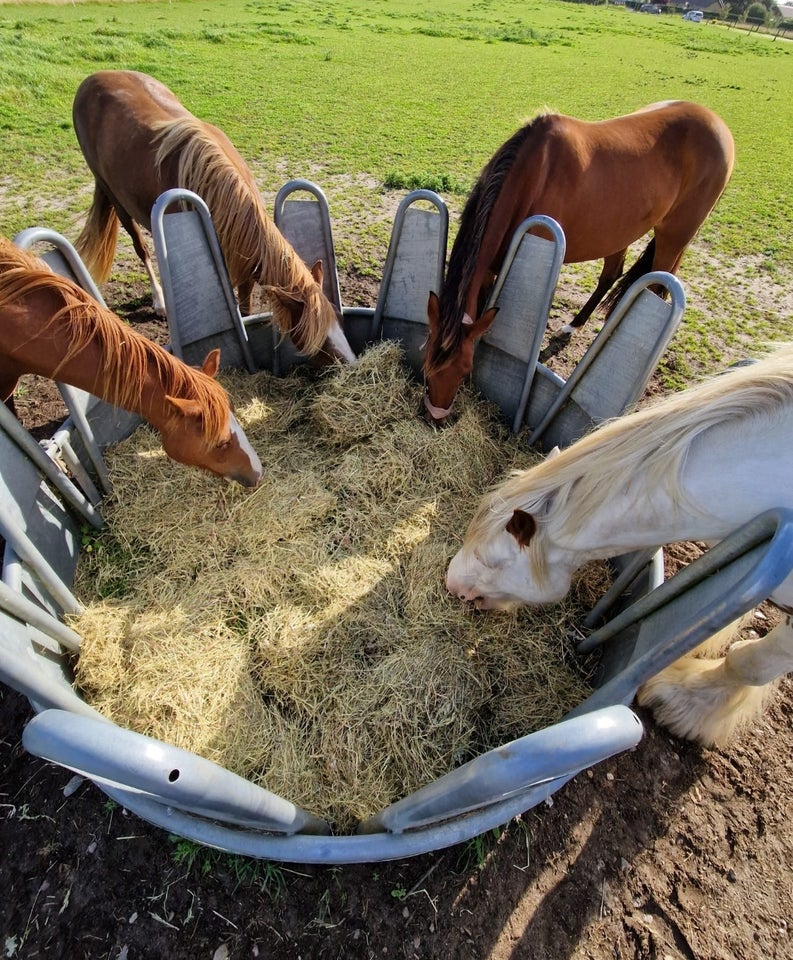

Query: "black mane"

xmin=428 ymin=117 xmax=539 ymax=374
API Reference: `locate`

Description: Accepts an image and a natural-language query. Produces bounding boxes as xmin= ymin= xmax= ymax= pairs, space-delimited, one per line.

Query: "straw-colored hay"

xmin=71 ymin=342 xmax=602 ymax=832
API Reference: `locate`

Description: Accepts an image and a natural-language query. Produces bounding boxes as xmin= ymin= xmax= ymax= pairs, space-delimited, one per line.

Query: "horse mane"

xmin=0 ymin=240 xmax=231 ymax=442
xmin=152 ymin=115 xmax=333 ymax=354
xmin=427 ymin=112 xmax=549 ymax=377
xmin=466 ymin=344 xmax=793 ymax=573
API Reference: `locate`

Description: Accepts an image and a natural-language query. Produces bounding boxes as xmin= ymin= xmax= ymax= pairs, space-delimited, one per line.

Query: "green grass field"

xmin=0 ymin=0 xmax=791 ymax=381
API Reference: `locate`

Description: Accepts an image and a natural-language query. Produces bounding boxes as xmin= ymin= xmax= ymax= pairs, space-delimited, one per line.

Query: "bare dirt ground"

xmin=1 ymin=266 xmax=792 ymax=960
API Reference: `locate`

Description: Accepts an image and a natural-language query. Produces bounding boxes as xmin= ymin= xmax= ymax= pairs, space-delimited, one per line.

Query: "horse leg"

xmin=646 ymin=238 xmax=685 ymax=295
xmin=562 ymin=251 xmax=626 ymax=335
xmin=115 ymin=210 xmax=166 ymax=317
xmin=646 ymin=214 xmax=709 ymax=295
xmin=637 ymin=615 xmax=793 ymax=746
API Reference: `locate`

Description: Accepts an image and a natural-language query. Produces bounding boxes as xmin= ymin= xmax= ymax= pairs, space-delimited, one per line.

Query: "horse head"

xmin=158 ymin=350 xmax=263 ymax=487
xmin=447 ymin=449 xmax=572 ymax=608
xmin=276 ymin=261 xmax=356 ymax=366
xmin=446 ymin=503 xmax=576 ymax=609
xmin=423 ymin=291 xmax=497 ymax=425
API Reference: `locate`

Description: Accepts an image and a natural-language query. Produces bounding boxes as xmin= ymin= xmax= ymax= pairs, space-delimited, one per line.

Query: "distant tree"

xmin=745 ymin=0 xmax=768 ymax=18
xmin=727 ymin=0 xmax=752 ymax=16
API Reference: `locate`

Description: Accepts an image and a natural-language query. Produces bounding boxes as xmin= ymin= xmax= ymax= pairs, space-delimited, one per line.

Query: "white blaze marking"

xmin=229 ymin=414 xmax=262 ymax=478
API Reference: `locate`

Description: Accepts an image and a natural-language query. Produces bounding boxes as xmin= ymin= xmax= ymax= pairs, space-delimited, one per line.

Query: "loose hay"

xmin=71 ymin=342 xmax=601 ymax=832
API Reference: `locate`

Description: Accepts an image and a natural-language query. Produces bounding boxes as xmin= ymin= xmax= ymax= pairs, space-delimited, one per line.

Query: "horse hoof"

xmin=547 ymin=318 xmax=574 ymax=338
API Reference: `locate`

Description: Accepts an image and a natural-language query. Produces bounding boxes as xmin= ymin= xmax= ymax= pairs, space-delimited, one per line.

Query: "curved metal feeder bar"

xmin=4 ymin=186 xmax=752 ymax=864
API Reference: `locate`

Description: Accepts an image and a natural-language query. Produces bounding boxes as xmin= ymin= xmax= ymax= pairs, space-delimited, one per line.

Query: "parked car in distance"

xmin=640 ymin=3 xmax=662 ymax=12
xmin=682 ymin=9 xmax=704 ymax=20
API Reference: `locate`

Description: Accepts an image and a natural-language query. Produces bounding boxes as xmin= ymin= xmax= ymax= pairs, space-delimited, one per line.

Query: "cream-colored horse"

xmin=447 ymin=345 xmax=793 ymax=746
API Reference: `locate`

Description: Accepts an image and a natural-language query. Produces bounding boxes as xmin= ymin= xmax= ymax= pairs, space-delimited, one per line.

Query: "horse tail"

xmin=600 ymin=237 xmax=656 ymax=317
xmin=74 ymin=183 xmax=119 ymax=283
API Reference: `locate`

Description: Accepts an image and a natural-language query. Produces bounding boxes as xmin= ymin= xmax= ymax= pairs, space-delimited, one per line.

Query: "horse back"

xmin=601 ymin=100 xmax=733 ymax=177
xmin=493 ymin=101 xmax=733 ymax=262
xmin=73 ymin=71 xmax=197 ymax=227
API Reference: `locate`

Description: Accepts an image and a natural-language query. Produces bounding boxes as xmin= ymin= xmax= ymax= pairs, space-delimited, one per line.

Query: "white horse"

xmin=447 ymin=344 xmax=793 ymax=746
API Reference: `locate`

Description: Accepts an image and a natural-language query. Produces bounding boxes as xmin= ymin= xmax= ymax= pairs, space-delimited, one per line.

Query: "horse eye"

xmin=216 ymin=438 xmax=232 ymax=451
xmin=474 ymin=545 xmax=504 ymax=571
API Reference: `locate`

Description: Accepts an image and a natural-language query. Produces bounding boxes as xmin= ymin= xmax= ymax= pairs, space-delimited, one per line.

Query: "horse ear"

xmin=427 ymin=291 xmax=440 ymax=328
xmin=465 ymin=306 xmax=498 ymax=341
xmin=201 ymin=349 xmax=221 ymax=379
xmin=310 ymin=260 xmax=324 ymax=285
xmin=506 ymin=509 xmax=537 ymax=549
xmin=164 ymin=395 xmax=203 ymax=419
xmin=546 ymin=446 xmax=561 ymax=461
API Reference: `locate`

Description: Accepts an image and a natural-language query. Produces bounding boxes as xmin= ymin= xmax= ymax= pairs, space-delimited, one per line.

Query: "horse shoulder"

xmin=680 ymin=411 xmax=793 ymax=523
xmin=488 ymin=116 xmax=572 ymax=233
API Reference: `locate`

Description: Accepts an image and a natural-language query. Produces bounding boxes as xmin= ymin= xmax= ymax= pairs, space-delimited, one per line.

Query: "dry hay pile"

xmin=72 ymin=342 xmax=605 ymax=832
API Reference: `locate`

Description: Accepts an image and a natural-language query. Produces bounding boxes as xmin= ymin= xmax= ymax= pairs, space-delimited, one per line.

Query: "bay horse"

xmin=423 ymin=100 xmax=735 ymax=424
xmin=71 ymin=70 xmax=355 ymax=364
xmin=0 ymin=238 xmax=262 ymax=487
xmin=446 ymin=344 xmax=793 ymax=746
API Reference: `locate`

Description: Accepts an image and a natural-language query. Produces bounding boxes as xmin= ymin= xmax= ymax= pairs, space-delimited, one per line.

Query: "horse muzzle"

xmin=224 ymin=467 xmax=262 ymax=488
xmin=422 ymin=385 xmax=455 ymax=426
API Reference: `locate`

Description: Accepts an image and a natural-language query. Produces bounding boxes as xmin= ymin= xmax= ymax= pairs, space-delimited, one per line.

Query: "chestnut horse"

xmin=423 ymin=101 xmax=735 ymax=423
xmin=0 ymin=238 xmax=262 ymax=487
xmin=447 ymin=344 xmax=793 ymax=746
xmin=72 ymin=70 xmax=355 ymax=364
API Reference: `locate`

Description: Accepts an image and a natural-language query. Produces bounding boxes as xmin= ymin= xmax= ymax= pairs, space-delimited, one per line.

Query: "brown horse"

xmin=0 ymin=238 xmax=262 ymax=487
xmin=71 ymin=70 xmax=355 ymax=364
xmin=423 ymin=100 xmax=735 ymax=424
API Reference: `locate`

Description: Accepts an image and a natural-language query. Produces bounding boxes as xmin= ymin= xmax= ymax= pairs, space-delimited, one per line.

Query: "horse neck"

xmin=543 ymin=483 xmax=678 ymax=566
xmin=41 ymin=323 xmax=186 ymax=431
xmin=162 ymin=120 xmax=330 ymax=350
xmin=160 ymin=119 xmax=285 ymax=291
xmin=193 ymin=159 xmax=310 ymax=298
xmin=251 ymin=210 xmax=314 ymax=298
xmin=450 ymin=129 xmax=543 ymax=321
xmin=445 ymin=204 xmax=496 ymax=324
xmin=547 ymin=418 xmax=788 ymax=564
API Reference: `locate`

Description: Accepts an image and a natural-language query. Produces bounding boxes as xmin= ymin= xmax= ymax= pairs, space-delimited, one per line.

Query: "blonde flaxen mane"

xmin=152 ymin=116 xmax=333 ymax=354
xmin=0 ymin=240 xmax=231 ymax=442
xmin=467 ymin=344 xmax=793 ymax=562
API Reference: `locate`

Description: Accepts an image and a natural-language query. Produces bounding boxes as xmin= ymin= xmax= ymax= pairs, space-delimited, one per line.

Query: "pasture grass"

xmin=0 ymin=0 xmax=790 ymax=374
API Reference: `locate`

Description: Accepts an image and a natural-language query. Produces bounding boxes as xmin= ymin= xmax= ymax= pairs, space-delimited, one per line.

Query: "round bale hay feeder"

xmin=0 ymin=188 xmax=696 ymax=864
